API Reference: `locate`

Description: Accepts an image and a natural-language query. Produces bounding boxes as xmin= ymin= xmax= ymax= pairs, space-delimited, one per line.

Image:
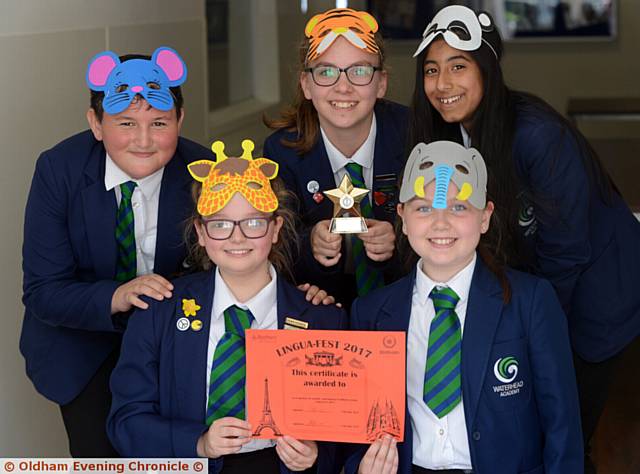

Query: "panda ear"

xmin=86 ymin=51 xmax=120 ymax=90
xmin=478 ymin=12 xmax=493 ymax=31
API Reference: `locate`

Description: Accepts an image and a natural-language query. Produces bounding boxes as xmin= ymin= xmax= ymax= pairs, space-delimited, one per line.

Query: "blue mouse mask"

xmin=86 ymin=46 xmax=187 ymax=115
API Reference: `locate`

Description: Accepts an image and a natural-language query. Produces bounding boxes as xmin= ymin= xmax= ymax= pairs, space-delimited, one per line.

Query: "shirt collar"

xmin=213 ymin=264 xmax=278 ymax=326
xmin=415 ymin=253 xmax=477 ymax=306
xmin=321 ymin=114 xmax=377 ymax=174
xmin=459 ymin=123 xmax=472 ymax=148
xmin=104 ymin=153 xmax=165 ymax=199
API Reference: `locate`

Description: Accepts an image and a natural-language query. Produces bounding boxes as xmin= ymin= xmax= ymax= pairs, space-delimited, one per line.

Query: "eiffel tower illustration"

xmin=252 ymin=377 xmax=282 ymax=436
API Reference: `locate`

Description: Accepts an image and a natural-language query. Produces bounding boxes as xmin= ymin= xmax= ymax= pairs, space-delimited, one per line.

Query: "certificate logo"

xmin=305 ymin=351 xmax=343 ymax=367
xmin=382 ymin=335 xmax=397 ymax=349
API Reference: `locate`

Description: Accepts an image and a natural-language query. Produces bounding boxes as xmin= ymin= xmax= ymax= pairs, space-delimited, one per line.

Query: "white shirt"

xmin=460 ymin=124 xmax=472 ymax=148
xmin=104 ymin=154 xmax=164 ymax=276
xmin=205 ymin=265 xmax=278 ymax=453
xmin=321 ymin=113 xmax=377 ymax=198
xmin=407 ymin=255 xmax=477 ymax=470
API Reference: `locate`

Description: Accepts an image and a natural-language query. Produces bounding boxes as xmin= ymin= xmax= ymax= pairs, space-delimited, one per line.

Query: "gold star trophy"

xmin=324 ymin=174 xmax=369 ymax=233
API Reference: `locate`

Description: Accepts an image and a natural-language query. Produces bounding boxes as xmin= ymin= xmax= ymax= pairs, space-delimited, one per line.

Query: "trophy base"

xmin=329 ymin=217 xmax=368 ymax=234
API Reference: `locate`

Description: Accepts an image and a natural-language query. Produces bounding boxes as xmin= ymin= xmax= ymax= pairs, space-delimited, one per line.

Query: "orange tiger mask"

xmin=305 ymin=8 xmax=380 ymax=62
xmin=188 ymin=139 xmax=279 ymax=216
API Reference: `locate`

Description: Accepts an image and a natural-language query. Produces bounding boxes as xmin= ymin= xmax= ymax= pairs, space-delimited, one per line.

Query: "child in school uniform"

xmin=346 ymin=141 xmax=583 ymax=474
xmin=107 ymin=139 xmax=346 ymax=472
xmin=263 ymin=7 xmax=408 ymax=307
xmin=410 ymin=8 xmax=640 ymax=470
xmin=20 ymin=46 xmax=215 ymax=456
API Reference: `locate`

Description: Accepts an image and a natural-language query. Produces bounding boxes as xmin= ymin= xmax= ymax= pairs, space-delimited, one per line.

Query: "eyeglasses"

xmin=201 ymin=217 xmax=273 ymax=240
xmin=304 ymin=64 xmax=381 ymax=86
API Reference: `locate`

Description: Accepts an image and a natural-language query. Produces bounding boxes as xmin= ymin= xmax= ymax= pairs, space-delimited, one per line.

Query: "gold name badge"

xmin=284 ymin=317 xmax=309 ymax=330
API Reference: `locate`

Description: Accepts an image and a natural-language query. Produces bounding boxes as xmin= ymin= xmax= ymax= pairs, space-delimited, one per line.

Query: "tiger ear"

xmin=188 ymin=160 xmax=214 ymax=182
xmin=358 ymin=11 xmax=379 ymax=32
xmin=305 ymin=14 xmax=323 ymax=37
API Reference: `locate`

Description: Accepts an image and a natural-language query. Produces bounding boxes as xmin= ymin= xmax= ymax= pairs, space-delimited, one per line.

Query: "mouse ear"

xmin=86 ymin=51 xmax=120 ymax=90
xmin=152 ymin=47 xmax=187 ymax=86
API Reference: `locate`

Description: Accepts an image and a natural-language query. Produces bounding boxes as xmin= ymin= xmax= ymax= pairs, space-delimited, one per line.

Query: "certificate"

xmin=245 ymin=329 xmax=405 ymax=443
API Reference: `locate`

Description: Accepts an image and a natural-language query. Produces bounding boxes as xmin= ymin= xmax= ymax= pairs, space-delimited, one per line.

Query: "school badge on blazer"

xmin=485 ymin=339 xmax=530 ymax=411
xmin=177 ymin=298 xmax=203 ymax=332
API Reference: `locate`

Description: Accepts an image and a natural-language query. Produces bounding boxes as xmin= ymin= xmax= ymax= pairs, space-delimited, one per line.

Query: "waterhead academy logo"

xmin=493 ymin=356 xmax=519 ymax=383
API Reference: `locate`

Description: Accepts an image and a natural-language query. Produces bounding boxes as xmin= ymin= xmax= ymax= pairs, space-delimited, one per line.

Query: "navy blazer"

xmin=511 ymin=105 xmax=640 ymax=362
xmin=345 ymin=258 xmax=583 ymax=474
xmin=263 ymin=100 xmax=408 ymax=306
xmin=21 ymin=130 xmax=212 ymax=404
xmin=107 ymin=270 xmax=347 ymax=472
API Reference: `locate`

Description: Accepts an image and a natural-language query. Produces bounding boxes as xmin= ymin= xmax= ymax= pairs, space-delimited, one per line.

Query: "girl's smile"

xmin=423 ymin=39 xmax=484 ymax=131
xmin=398 ymin=180 xmax=493 ymax=282
xmin=195 ymin=194 xmax=283 ymax=281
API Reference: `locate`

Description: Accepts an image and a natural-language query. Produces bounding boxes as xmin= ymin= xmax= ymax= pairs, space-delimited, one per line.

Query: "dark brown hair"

xmin=263 ymin=32 xmax=386 ymax=155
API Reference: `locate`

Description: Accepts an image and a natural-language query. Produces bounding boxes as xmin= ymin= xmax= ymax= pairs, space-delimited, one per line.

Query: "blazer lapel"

xmin=376 ymin=270 xmax=415 ymax=332
xmin=173 ymin=271 xmax=215 ymax=421
xmin=371 ymin=103 xmax=405 ymax=220
xmin=461 ymin=258 xmax=504 ymax=426
xmin=81 ymin=145 xmax=117 ymax=279
xmin=155 ymin=151 xmax=193 ymax=277
xmin=372 ymin=104 xmax=405 ymax=178
xmin=294 ymin=139 xmax=335 ymax=221
xmin=276 ymin=278 xmax=309 ymax=329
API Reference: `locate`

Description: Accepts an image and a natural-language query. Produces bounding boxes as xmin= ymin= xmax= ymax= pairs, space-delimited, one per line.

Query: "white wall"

xmin=0 ymin=0 xmax=207 ymax=456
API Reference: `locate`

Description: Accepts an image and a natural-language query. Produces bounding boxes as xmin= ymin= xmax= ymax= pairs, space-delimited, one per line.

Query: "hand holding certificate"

xmin=246 ymin=329 xmax=405 ymax=443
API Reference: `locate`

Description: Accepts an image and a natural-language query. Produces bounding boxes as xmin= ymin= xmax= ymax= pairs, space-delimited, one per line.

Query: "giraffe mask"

xmin=188 ymin=139 xmax=279 ymax=216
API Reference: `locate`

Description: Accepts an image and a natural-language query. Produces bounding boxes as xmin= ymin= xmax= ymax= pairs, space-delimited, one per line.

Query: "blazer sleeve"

xmin=22 ymin=151 xmax=120 ymax=332
xmin=514 ymin=119 xmax=591 ymax=315
xmin=528 ymin=278 xmax=583 ymax=473
xmin=107 ymin=301 xmax=207 ymax=457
